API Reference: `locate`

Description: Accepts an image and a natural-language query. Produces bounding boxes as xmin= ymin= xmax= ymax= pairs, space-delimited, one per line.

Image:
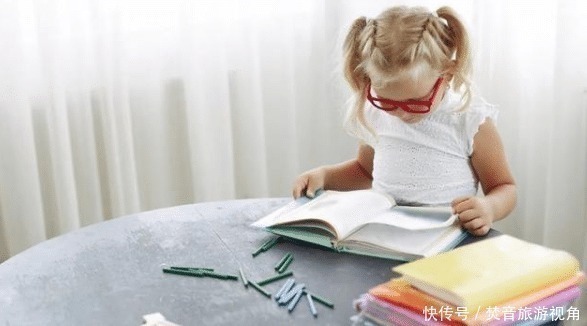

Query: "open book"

xmin=251 ymin=189 xmax=467 ymax=261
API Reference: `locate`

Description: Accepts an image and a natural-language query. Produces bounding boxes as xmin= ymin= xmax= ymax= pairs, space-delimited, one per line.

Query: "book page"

xmin=343 ymin=224 xmax=453 ymax=255
xmin=257 ymin=190 xmax=395 ymax=239
xmin=251 ymin=196 xmax=312 ymax=228
xmin=364 ymin=206 xmax=457 ymax=231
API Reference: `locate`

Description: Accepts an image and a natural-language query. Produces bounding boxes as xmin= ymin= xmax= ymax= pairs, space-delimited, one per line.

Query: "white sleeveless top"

xmin=363 ymin=90 xmax=498 ymax=206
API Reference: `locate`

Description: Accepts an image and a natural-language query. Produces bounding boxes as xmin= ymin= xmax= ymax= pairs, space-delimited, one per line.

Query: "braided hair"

xmin=342 ymin=6 xmax=472 ymax=138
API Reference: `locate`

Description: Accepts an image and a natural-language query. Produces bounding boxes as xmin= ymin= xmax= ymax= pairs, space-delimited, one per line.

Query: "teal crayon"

xmin=162 ymin=268 xmax=205 ymax=277
xmin=252 ymin=237 xmax=277 ymax=257
xmin=201 ymin=270 xmax=239 ymax=281
xmin=274 ymin=253 xmax=292 ymax=271
xmin=261 ymin=237 xmax=280 ymax=251
xmin=249 ymin=281 xmax=272 ymax=298
xmin=257 ymin=270 xmax=293 ymax=286
xmin=162 ymin=267 xmax=237 ymax=280
xmin=170 ymin=266 xmax=214 ymax=272
xmin=304 ymin=291 xmax=334 ymax=309
xmin=251 ymin=246 xmax=264 ymax=257
xmin=277 ymin=255 xmax=294 ymax=273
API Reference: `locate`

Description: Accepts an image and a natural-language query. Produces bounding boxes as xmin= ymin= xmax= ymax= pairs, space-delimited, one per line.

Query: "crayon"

xmin=274 ymin=253 xmax=292 ymax=271
xmin=275 ymin=278 xmax=295 ymax=301
xmin=162 ymin=268 xmax=205 ymax=277
xmin=304 ymin=291 xmax=334 ymax=309
xmin=257 ymin=270 xmax=293 ymax=286
xmin=249 ymin=281 xmax=272 ymax=298
xmin=287 ymin=287 xmax=304 ymax=312
xmin=306 ymin=292 xmax=318 ymax=317
xmin=278 ymin=283 xmax=305 ymax=305
xmin=238 ymin=267 xmax=248 ymax=287
xmin=277 ymin=255 xmax=294 ymax=273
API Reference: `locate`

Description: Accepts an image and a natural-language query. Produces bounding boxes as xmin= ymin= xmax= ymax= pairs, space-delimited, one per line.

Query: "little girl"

xmin=292 ymin=6 xmax=516 ymax=236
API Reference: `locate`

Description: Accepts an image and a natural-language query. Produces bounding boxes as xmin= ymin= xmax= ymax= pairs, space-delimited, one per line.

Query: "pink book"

xmin=356 ymin=286 xmax=582 ymax=326
xmin=356 ymin=293 xmax=459 ymax=326
xmin=366 ymin=272 xmax=584 ymax=325
xmin=488 ymin=286 xmax=581 ymax=326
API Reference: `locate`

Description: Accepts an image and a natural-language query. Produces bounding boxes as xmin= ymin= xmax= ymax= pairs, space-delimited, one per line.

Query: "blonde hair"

xmin=342 ymin=6 xmax=472 ymax=138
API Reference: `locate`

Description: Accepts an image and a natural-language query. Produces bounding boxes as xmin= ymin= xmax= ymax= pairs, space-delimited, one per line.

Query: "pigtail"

xmin=342 ymin=17 xmax=377 ymax=140
xmin=436 ymin=6 xmax=472 ymax=109
xmin=343 ymin=17 xmax=369 ymax=92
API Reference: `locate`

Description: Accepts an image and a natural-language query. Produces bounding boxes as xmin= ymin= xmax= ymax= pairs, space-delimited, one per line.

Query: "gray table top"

xmin=0 ymin=198 xmax=499 ymax=326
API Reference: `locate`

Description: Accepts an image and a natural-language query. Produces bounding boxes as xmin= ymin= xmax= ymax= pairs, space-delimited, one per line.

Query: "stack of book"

xmin=353 ymin=235 xmax=584 ymax=326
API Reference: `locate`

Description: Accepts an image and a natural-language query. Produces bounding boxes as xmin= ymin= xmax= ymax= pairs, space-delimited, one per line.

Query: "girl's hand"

xmin=451 ymin=196 xmax=494 ymax=236
xmin=292 ymin=167 xmax=326 ymax=199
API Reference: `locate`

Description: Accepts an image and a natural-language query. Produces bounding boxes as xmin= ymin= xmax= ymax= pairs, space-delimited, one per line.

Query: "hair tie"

xmin=430 ymin=11 xmax=439 ymax=18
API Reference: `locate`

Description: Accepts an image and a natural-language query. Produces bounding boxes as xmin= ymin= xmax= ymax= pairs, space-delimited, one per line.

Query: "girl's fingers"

xmin=452 ymin=197 xmax=475 ymax=215
xmin=469 ymin=224 xmax=490 ymax=236
xmin=451 ymin=196 xmax=470 ymax=209
xmin=292 ymin=178 xmax=309 ymax=199
xmin=456 ymin=208 xmax=478 ymax=223
xmin=305 ymin=178 xmax=323 ymax=198
xmin=462 ymin=217 xmax=484 ymax=230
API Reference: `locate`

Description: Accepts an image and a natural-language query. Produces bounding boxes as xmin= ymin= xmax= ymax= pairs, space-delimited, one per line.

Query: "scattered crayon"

xmin=306 ymin=292 xmax=318 ymax=317
xmin=238 ymin=267 xmax=249 ymax=288
xmin=257 ymin=270 xmax=293 ymax=286
xmin=169 ymin=266 xmax=214 ymax=272
xmin=252 ymin=237 xmax=280 ymax=257
xmin=162 ymin=268 xmax=237 ymax=281
xmin=278 ymin=283 xmax=305 ymax=305
xmin=162 ymin=268 xmax=205 ymax=277
xmin=161 ymin=235 xmax=335 ymax=319
xmin=248 ymin=281 xmax=272 ymax=298
xmin=277 ymin=255 xmax=294 ymax=273
xmin=274 ymin=253 xmax=292 ymax=271
xmin=261 ymin=237 xmax=280 ymax=251
xmin=304 ymin=291 xmax=334 ymax=309
xmin=251 ymin=247 xmax=264 ymax=257
xmin=287 ymin=287 xmax=305 ymax=312
xmin=200 ymin=270 xmax=239 ymax=280
xmin=275 ymin=278 xmax=295 ymax=301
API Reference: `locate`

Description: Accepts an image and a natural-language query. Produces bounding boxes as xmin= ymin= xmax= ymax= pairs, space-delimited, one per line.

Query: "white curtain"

xmin=0 ymin=0 xmax=356 ymax=262
xmin=0 ymin=0 xmax=585 ymax=274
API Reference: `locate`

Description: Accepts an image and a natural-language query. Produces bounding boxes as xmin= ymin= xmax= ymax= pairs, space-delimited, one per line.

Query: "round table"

xmin=0 ymin=198 xmax=494 ymax=325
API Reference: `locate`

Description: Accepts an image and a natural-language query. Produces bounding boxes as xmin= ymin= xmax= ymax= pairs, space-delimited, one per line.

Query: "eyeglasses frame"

xmin=366 ymin=77 xmax=445 ymax=114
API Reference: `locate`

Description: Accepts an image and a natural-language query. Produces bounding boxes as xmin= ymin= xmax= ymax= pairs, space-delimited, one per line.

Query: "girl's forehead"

xmin=372 ymin=73 xmax=438 ymax=101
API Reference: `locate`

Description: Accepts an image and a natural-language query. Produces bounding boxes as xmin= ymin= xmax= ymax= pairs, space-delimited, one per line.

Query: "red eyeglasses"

xmin=366 ymin=77 xmax=445 ymax=114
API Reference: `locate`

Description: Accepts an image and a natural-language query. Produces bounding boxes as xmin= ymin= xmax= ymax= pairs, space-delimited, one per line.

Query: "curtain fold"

xmin=0 ymin=0 xmax=586 ymax=271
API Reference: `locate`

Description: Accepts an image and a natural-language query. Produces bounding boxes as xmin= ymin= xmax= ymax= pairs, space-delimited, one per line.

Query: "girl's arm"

xmin=452 ymin=119 xmax=517 ymax=236
xmin=292 ymin=144 xmax=374 ymax=198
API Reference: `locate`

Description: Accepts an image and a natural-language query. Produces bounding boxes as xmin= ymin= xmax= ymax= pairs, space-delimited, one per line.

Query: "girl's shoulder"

xmin=466 ymin=93 xmax=499 ymax=121
xmin=438 ymin=90 xmax=497 ymax=117
xmin=444 ymin=91 xmax=499 ymax=155
xmin=436 ymin=90 xmax=498 ymax=124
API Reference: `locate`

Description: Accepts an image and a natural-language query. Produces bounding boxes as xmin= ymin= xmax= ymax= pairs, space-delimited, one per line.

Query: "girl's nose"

xmin=391 ymin=110 xmax=409 ymax=120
